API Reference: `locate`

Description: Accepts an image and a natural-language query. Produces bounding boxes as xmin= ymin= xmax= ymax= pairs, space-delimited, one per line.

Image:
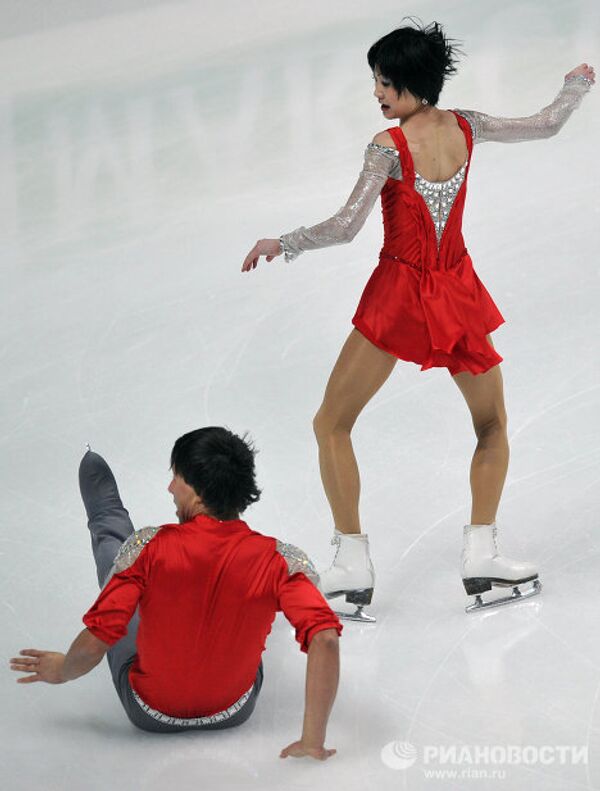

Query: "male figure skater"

xmin=10 ymin=428 xmax=341 ymax=761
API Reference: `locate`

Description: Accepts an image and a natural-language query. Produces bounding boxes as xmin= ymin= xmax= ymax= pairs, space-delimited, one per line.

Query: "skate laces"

xmin=328 ymin=532 xmax=341 ymax=567
xmin=463 ymin=524 xmax=500 ymax=561
xmin=492 ymin=524 xmax=500 ymax=556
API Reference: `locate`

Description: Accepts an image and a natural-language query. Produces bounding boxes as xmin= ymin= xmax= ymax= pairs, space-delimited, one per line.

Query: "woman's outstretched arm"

xmin=455 ymin=63 xmax=594 ymax=145
xmin=241 ymin=142 xmax=397 ymax=271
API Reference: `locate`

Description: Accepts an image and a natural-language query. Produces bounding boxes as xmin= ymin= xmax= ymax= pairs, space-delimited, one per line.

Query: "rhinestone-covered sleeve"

xmin=455 ymin=75 xmax=592 ymax=144
xmin=279 ymin=144 xmax=398 ymax=262
xmin=276 ymin=539 xmax=320 ymax=586
xmin=103 ymin=526 xmax=161 ymax=587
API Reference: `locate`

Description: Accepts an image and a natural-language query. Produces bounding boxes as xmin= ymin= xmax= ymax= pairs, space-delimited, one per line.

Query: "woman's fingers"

xmin=566 ymin=63 xmax=595 ymax=82
xmin=242 ymin=244 xmax=261 ymax=271
xmin=242 ymin=239 xmax=281 ymax=272
xmin=582 ymin=63 xmax=595 ymax=79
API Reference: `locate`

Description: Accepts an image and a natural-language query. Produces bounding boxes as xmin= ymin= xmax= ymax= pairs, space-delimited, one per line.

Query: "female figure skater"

xmin=242 ymin=20 xmax=594 ymax=619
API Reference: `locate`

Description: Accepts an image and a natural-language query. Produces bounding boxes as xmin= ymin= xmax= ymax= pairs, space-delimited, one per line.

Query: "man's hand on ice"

xmin=10 ymin=649 xmax=67 ymax=684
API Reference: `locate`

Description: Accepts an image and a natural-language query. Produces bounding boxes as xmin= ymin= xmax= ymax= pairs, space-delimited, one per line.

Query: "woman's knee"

xmin=474 ymin=408 xmax=508 ymax=441
xmin=312 ymin=406 xmax=332 ymax=440
xmin=313 ymin=404 xmax=353 ymax=440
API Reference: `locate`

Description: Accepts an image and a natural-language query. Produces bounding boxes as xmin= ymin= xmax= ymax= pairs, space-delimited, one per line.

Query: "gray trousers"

xmin=79 ymin=450 xmax=263 ymax=732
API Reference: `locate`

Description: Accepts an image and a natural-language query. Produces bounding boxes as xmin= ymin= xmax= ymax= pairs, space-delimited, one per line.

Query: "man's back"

xmin=83 ymin=513 xmax=341 ymax=719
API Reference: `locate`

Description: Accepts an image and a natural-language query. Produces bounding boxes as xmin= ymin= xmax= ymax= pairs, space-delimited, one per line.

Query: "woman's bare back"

xmin=374 ymin=109 xmax=468 ymax=182
xmin=262 ymin=69 xmax=592 ymax=268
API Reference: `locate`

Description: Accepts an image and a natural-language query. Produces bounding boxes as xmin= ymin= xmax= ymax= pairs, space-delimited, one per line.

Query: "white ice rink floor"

xmin=2 ymin=1 xmax=600 ymax=789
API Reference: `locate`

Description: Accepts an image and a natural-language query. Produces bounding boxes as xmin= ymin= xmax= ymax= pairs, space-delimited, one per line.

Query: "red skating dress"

xmin=352 ymin=112 xmax=505 ymax=376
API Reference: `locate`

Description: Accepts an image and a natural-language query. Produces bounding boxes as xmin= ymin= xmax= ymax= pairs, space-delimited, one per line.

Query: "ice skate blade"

xmin=323 ymin=587 xmax=375 ymax=622
xmin=333 ymin=606 xmax=376 ymax=623
xmin=324 ymin=587 xmax=374 ymax=606
xmin=465 ymin=579 xmax=542 ymax=613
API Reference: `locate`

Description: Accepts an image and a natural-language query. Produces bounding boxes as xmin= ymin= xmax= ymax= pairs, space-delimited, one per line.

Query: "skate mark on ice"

xmin=535 ymin=614 xmax=600 ymax=674
xmin=398 ymin=506 xmax=465 ymax=563
xmin=509 ymin=383 xmax=600 ymax=444
xmin=504 ymin=447 xmax=600 ymax=489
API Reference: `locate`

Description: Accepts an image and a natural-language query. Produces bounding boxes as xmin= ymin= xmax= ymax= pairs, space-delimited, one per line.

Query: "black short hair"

xmin=367 ymin=17 xmax=463 ymax=107
xmin=170 ymin=427 xmax=261 ymax=520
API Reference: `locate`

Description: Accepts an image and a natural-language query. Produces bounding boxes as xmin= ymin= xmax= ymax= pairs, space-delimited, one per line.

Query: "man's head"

xmin=168 ymin=427 xmax=261 ymax=523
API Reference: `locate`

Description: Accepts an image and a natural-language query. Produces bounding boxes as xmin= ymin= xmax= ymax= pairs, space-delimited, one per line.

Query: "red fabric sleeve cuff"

xmin=301 ymin=620 xmax=343 ymax=653
xmin=82 ymin=615 xmax=123 ymax=647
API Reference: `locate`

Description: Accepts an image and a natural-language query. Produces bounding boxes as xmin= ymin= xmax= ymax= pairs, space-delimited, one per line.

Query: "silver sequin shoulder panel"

xmin=367 ymin=142 xmax=401 ymax=180
xmin=276 ymin=539 xmax=320 ymax=587
xmin=103 ymin=526 xmax=162 ymax=586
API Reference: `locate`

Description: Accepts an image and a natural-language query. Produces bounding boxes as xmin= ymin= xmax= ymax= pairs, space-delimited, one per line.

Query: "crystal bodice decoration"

xmin=413 ymin=162 xmax=467 ymax=246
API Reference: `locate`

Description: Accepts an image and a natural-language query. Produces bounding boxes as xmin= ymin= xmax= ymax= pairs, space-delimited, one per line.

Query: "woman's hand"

xmin=280 ymin=739 xmax=337 ymax=761
xmin=242 ymin=238 xmax=282 ymax=272
xmin=565 ymin=63 xmax=595 ymax=84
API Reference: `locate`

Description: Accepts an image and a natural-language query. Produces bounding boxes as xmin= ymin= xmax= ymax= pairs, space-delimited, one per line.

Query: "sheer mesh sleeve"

xmin=455 ymin=75 xmax=593 ymax=145
xmin=279 ymin=143 xmax=398 ymax=262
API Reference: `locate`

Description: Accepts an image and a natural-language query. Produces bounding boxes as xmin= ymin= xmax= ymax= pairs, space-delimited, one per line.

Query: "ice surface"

xmin=1 ymin=1 xmax=599 ymax=789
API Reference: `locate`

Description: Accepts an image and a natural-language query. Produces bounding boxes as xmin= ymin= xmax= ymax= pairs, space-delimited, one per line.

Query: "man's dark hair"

xmin=367 ymin=18 xmax=463 ymax=107
xmin=170 ymin=427 xmax=261 ymax=520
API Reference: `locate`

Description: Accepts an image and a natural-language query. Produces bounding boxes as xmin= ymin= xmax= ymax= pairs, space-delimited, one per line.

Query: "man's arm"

xmin=280 ymin=627 xmax=340 ymax=761
xmin=11 ymin=539 xmax=148 ymax=686
xmin=274 ymin=544 xmax=343 ymax=760
xmin=9 ymin=628 xmax=109 ymax=684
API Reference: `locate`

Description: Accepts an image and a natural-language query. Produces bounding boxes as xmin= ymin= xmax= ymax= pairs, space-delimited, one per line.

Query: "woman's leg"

xmin=313 ymin=328 xmax=397 ymax=535
xmin=451 ymin=335 xmax=509 ymax=524
xmin=452 ymin=338 xmax=540 ymax=608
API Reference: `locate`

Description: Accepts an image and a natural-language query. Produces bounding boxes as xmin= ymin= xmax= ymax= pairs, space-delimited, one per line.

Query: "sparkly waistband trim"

xmin=380 ymin=253 xmax=423 ymax=271
xmin=379 ymin=248 xmax=468 ymax=272
xmin=132 ymin=682 xmax=255 ymax=727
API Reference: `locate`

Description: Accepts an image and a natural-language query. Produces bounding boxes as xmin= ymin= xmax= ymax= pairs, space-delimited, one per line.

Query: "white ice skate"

xmin=318 ymin=530 xmax=376 ymax=623
xmin=462 ymin=522 xmax=541 ymax=613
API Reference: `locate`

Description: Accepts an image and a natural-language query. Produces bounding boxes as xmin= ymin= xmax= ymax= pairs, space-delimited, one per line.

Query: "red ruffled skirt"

xmin=352 ymin=250 xmax=504 ymax=376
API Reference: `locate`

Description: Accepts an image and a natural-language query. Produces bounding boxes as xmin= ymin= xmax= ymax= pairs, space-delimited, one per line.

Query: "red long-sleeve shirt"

xmin=83 ymin=514 xmax=342 ymax=718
